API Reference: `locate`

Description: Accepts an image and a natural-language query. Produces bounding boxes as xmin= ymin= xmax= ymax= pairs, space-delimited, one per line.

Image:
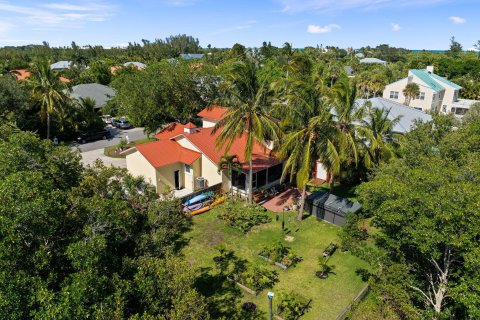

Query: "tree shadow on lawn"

xmin=195 ymin=266 xmax=244 ymax=319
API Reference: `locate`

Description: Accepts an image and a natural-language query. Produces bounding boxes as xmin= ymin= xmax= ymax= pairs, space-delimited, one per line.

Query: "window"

xmin=417 ymin=92 xmax=425 ymax=100
xmin=267 ymin=164 xmax=283 ymax=184
xmin=232 ymin=170 xmax=246 ymax=190
xmin=442 ymin=105 xmax=447 ymax=112
xmin=389 ymin=91 xmax=399 ymax=99
xmin=414 ymin=107 xmax=423 ymax=111
xmin=185 ymin=164 xmax=191 ymax=174
xmin=256 ymin=170 xmax=267 ymax=188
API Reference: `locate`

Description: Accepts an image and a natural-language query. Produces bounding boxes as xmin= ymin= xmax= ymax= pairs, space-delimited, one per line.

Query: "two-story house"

xmin=383 ymin=66 xmax=463 ymax=114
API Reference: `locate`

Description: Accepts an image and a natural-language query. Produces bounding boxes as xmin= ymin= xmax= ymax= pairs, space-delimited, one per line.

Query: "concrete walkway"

xmin=80 ymin=148 xmax=127 ymax=168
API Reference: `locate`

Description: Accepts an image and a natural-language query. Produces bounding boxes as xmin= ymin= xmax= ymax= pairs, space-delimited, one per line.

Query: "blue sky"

xmin=0 ymin=0 xmax=478 ymax=50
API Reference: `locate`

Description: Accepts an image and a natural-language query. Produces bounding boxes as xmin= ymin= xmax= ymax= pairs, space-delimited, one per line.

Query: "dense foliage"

xmin=217 ymin=200 xmax=272 ymax=233
xmin=0 ymin=127 xmax=210 ymax=319
xmin=353 ymin=117 xmax=480 ymax=319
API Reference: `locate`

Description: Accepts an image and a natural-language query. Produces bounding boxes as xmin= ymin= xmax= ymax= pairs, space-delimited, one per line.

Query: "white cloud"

xmin=0 ymin=1 xmax=114 ymax=28
xmin=0 ymin=21 xmax=13 ymax=33
xmin=161 ymin=0 xmax=198 ymax=7
xmin=212 ymin=20 xmax=257 ymax=35
xmin=391 ymin=23 xmax=401 ymax=31
xmin=278 ymin=0 xmax=448 ymax=12
xmin=449 ymin=16 xmax=466 ymax=24
xmin=307 ymin=24 xmax=340 ymax=34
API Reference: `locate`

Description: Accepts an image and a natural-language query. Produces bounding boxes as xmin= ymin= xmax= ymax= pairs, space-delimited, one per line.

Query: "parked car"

xmin=115 ymin=118 xmax=133 ymax=129
xmin=76 ymin=129 xmax=111 ymax=143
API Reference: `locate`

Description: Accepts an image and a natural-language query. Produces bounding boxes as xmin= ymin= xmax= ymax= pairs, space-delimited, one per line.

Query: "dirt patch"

xmin=285 ymin=235 xmax=295 ymax=242
xmin=205 ymin=230 xmax=224 ymax=246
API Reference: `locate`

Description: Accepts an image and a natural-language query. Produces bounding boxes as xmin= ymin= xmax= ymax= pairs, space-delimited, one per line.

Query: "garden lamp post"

xmin=282 ymin=206 xmax=288 ymax=231
xmin=267 ymin=291 xmax=274 ymax=320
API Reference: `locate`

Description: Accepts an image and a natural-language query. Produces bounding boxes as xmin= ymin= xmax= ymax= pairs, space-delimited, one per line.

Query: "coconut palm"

xmin=217 ymin=154 xmax=242 ymax=194
xmin=357 ymin=105 xmax=403 ymax=168
xmin=403 ymin=82 xmax=420 ymax=106
xmin=276 ymin=70 xmax=335 ymax=221
xmin=213 ymin=60 xmax=280 ymax=204
xmin=328 ymin=77 xmax=366 ymax=191
xmin=28 ymin=59 xmax=70 ymax=139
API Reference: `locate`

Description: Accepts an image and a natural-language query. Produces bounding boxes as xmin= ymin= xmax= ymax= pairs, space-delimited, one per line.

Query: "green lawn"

xmin=182 ymin=204 xmax=370 ymax=320
xmin=104 ymin=137 xmax=156 ymax=158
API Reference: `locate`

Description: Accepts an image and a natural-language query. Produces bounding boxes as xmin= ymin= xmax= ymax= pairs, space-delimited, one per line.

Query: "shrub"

xmin=276 ymin=291 xmax=311 ymax=320
xmin=260 ymin=242 xmax=301 ymax=268
xmin=232 ymin=264 xmax=279 ymax=292
xmin=218 ymin=200 xmax=271 ymax=233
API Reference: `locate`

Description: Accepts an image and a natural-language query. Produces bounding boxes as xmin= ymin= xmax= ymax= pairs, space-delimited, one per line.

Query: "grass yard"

xmin=182 ymin=203 xmax=370 ymax=320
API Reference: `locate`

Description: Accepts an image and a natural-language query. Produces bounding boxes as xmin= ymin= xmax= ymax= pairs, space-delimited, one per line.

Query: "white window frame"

xmin=185 ymin=164 xmax=192 ymax=174
xmin=417 ymin=92 xmax=425 ymax=100
xmin=389 ymin=91 xmax=399 ymax=99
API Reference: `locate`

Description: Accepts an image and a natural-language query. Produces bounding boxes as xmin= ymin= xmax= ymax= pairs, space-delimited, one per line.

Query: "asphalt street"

xmin=72 ymin=126 xmax=148 ymax=152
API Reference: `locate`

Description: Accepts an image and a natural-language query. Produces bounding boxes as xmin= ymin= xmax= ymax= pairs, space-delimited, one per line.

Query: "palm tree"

xmin=28 ymin=60 xmax=69 ymax=139
xmin=403 ymin=82 xmax=420 ymax=106
xmin=217 ymin=154 xmax=242 ymax=194
xmin=213 ymin=60 xmax=280 ymax=204
xmin=328 ymin=77 xmax=366 ymax=192
xmin=71 ymin=97 xmax=102 ymax=132
xmin=276 ymin=70 xmax=335 ymax=221
xmin=357 ymin=106 xmax=403 ymax=168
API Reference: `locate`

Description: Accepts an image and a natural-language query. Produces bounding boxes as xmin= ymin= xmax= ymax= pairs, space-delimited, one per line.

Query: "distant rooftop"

xmin=70 ymin=83 xmax=116 ymax=109
xmin=360 ymin=58 xmax=387 ymax=65
xmin=50 ymin=61 xmax=72 ymax=70
xmin=179 ymin=53 xmax=205 ymax=60
xmin=123 ymin=61 xmax=146 ymax=69
xmin=357 ymin=97 xmax=433 ymax=133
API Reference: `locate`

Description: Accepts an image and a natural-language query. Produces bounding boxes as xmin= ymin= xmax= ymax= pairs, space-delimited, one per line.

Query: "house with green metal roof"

xmin=382 ymin=66 xmax=463 ymax=114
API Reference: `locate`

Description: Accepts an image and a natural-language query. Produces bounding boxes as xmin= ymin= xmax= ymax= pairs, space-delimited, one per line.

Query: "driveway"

xmin=74 ymin=126 xmax=147 ymax=168
xmin=80 ymin=148 xmax=127 ymax=168
xmin=73 ymin=126 xmax=148 ymax=152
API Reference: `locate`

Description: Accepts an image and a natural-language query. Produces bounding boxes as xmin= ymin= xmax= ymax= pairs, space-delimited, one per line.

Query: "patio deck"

xmin=261 ymin=187 xmax=310 ymax=213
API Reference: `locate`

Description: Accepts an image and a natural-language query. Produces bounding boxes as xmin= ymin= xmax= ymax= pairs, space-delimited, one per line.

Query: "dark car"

xmin=77 ymin=129 xmax=111 ymax=143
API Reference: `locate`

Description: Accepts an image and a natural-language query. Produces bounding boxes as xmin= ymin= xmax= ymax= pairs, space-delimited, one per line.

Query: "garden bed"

xmin=258 ymin=253 xmax=290 ymax=270
xmin=227 ymin=276 xmax=258 ymax=295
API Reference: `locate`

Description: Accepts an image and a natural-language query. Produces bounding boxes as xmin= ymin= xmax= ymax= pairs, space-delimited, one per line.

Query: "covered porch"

xmin=230 ymin=163 xmax=284 ymax=196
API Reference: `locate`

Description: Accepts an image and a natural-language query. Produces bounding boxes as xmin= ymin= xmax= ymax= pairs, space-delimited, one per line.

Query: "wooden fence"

xmin=335 ymin=284 xmax=370 ymax=320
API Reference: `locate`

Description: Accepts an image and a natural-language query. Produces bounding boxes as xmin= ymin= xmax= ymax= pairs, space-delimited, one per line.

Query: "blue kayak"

xmin=184 ymin=191 xmax=214 ymax=206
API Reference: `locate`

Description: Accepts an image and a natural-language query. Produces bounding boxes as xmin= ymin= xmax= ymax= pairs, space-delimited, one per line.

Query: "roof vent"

xmin=183 ymin=122 xmax=197 ymax=134
xmin=426 ymin=66 xmax=434 ymax=74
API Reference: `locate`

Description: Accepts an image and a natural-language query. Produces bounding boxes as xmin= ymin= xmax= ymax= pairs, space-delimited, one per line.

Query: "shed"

xmin=305 ymin=192 xmax=362 ymax=226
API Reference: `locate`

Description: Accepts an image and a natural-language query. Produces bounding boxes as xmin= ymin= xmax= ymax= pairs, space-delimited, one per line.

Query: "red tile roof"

xmin=154 ymin=123 xmax=188 ymax=140
xmin=197 ymin=105 xmax=227 ymax=121
xmin=10 ymin=69 xmax=30 ymax=80
xmin=135 ymin=139 xmax=201 ymax=168
xmin=183 ymin=126 xmax=279 ymax=173
xmin=185 ymin=122 xmax=197 ymax=129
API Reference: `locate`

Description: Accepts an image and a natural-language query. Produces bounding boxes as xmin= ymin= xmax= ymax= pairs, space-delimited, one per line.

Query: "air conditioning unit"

xmin=195 ymin=177 xmax=206 ymax=190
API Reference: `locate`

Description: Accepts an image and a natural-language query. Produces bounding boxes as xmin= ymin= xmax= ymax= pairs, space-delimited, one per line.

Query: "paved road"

xmin=80 ymin=148 xmax=127 ymax=168
xmin=73 ymin=126 xmax=148 ymax=152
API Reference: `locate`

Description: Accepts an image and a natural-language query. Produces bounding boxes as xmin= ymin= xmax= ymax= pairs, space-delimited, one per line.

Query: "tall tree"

xmin=27 ymin=59 xmax=69 ymax=139
xmin=277 ymin=71 xmax=334 ymax=220
xmin=329 ymin=77 xmax=366 ymax=191
xmin=213 ymin=60 xmax=279 ymax=204
xmin=402 ymin=83 xmax=420 ymax=106
xmin=357 ymin=105 xmax=402 ymax=168
xmin=448 ymin=36 xmax=463 ymax=58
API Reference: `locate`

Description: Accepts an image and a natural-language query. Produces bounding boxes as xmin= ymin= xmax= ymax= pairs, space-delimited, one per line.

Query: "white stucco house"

xmin=126 ymin=106 xmax=283 ymax=198
xmin=382 ymin=66 xmax=472 ymax=115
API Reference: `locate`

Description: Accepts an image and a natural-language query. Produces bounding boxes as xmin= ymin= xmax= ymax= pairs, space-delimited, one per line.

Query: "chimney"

xmin=426 ymin=66 xmax=434 ymax=74
xmin=183 ymin=122 xmax=197 ymax=134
